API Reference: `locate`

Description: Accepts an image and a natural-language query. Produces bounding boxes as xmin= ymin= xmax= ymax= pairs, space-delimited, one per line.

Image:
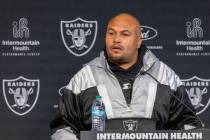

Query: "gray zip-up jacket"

xmin=50 ymin=49 xmax=202 ymax=140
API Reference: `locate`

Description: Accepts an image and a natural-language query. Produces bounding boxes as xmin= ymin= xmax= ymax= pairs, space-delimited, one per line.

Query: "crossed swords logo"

xmin=186 ymin=87 xmax=207 ymax=109
xmin=8 ymin=87 xmax=33 ymax=109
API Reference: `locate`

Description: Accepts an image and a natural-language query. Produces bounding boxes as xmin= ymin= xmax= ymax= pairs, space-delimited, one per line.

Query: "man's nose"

xmin=113 ymin=34 xmax=121 ymax=43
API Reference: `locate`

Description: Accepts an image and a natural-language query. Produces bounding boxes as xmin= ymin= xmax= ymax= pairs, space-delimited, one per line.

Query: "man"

xmin=50 ymin=13 xmax=203 ymax=140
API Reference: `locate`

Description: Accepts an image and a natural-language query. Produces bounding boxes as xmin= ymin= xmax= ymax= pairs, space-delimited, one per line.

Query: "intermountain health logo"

xmin=61 ymin=17 xmax=97 ymax=57
xmin=176 ymin=18 xmax=210 ymax=57
xmin=1 ymin=17 xmax=41 ymax=57
xmin=181 ymin=76 xmax=210 ymax=114
xmin=2 ymin=76 xmax=40 ymax=116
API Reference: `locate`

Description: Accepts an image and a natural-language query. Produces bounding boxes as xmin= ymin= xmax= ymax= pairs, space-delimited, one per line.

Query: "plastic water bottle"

xmin=91 ymin=95 xmax=106 ymax=131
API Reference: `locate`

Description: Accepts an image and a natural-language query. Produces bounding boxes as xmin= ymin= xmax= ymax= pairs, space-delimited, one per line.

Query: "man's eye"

xmin=108 ymin=32 xmax=114 ymax=35
xmin=123 ymin=33 xmax=129 ymax=36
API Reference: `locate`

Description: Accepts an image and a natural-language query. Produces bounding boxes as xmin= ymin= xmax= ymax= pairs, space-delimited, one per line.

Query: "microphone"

xmin=140 ymin=70 xmax=204 ymax=128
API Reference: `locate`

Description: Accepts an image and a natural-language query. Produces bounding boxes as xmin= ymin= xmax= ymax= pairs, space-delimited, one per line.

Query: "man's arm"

xmin=51 ymin=127 xmax=78 ymax=140
xmin=50 ymin=88 xmax=81 ymax=140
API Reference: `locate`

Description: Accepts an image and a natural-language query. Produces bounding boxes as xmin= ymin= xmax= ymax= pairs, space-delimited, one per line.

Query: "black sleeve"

xmin=166 ymin=85 xmax=203 ymax=130
xmin=50 ymin=88 xmax=82 ymax=138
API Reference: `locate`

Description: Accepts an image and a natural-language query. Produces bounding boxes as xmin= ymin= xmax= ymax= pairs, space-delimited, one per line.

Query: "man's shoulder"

xmin=66 ymin=53 xmax=105 ymax=93
xmin=71 ymin=51 xmax=105 ymax=77
xmin=149 ymin=60 xmax=183 ymax=91
xmin=85 ymin=51 xmax=105 ymax=68
xmin=138 ymin=48 xmax=183 ymax=90
xmin=66 ymin=64 xmax=97 ymax=94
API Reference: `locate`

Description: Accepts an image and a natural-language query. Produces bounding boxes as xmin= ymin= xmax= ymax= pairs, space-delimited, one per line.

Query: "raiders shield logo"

xmin=123 ymin=120 xmax=138 ymax=131
xmin=181 ymin=76 xmax=210 ymax=114
xmin=2 ymin=76 xmax=40 ymax=116
xmin=60 ymin=17 xmax=97 ymax=57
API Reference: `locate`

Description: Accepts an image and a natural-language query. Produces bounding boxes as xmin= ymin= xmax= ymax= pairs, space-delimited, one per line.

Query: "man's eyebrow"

xmin=107 ymin=28 xmax=131 ymax=33
xmin=107 ymin=28 xmax=115 ymax=31
xmin=121 ymin=30 xmax=131 ymax=33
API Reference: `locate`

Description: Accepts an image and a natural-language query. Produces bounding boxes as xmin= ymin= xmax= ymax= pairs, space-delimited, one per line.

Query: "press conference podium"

xmin=81 ymin=119 xmax=209 ymax=140
xmin=81 ymin=129 xmax=210 ymax=140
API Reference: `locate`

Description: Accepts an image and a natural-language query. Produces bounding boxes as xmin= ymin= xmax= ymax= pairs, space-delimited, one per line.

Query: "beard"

xmin=106 ymin=45 xmax=126 ymax=63
xmin=107 ymin=53 xmax=129 ymax=65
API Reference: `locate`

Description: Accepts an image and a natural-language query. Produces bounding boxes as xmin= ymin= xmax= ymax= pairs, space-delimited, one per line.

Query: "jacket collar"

xmin=87 ymin=45 xmax=158 ymax=73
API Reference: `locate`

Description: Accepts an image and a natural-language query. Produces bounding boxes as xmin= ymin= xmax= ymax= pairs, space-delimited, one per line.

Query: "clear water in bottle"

xmin=91 ymin=95 xmax=106 ymax=131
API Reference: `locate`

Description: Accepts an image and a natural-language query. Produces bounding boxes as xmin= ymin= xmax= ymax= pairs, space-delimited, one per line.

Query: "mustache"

xmin=110 ymin=44 xmax=123 ymax=49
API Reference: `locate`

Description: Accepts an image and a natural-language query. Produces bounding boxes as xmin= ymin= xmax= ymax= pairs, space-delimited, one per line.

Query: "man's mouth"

xmin=111 ymin=45 xmax=123 ymax=52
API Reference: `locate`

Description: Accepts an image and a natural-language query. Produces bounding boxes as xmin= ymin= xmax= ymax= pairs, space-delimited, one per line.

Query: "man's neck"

xmin=117 ymin=53 xmax=138 ymax=70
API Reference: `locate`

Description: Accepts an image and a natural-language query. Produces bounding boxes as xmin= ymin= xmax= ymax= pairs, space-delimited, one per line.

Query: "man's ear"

xmin=137 ymin=38 xmax=142 ymax=49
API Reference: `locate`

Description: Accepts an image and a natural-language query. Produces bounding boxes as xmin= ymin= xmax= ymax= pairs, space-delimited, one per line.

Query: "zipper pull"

xmin=126 ymin=106 xmax=132 ymax=112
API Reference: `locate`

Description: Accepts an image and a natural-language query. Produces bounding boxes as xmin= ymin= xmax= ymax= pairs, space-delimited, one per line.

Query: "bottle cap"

xmin=96 ymin=95 xmax=102 ymax=99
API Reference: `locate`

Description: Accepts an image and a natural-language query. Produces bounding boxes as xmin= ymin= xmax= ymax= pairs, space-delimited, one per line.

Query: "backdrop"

xmin=0 ymin=0 xmax=209 ymax=139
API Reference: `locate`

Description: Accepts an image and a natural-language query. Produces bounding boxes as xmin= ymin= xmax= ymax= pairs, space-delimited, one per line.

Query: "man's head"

xmin=105 ymin=13 xmax=142 ymax=69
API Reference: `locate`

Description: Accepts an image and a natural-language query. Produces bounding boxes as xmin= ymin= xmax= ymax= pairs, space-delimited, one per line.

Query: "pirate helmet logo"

xmin=186 ymin=87 xmax=207 ymax=109
xmin=61 ymin=17 xmax=97 ymax=57
xmin=123 ymin=120 xmax=138 ymax=131
xmin=181 ymin=76 xmax=210 ymax=114
xmin=3 ymin=76 xmax=40 ymax=116
xmin=9 ymin=87 xmax=33 ymax=109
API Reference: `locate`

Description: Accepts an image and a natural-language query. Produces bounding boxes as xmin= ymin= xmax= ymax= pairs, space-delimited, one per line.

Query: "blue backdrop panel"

xmin=0 ymin=0 xmax=209 ymax=140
